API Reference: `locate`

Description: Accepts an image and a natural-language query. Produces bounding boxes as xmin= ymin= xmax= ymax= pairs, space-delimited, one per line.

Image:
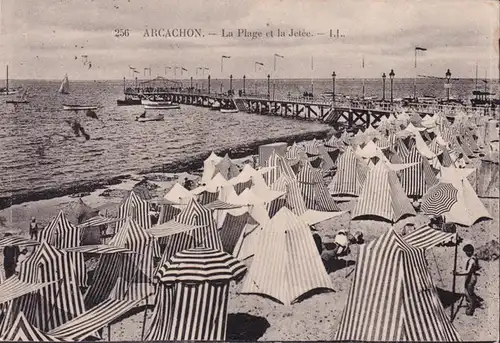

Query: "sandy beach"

xmin=0 ymin=146 xmax=498 ymax=342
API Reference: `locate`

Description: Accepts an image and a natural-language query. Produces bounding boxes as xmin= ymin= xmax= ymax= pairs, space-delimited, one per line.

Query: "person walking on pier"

xmin=454 ymin=244 xmax=481 ymax=316
xmin=29 ymin=217 xmax=39 ymax=240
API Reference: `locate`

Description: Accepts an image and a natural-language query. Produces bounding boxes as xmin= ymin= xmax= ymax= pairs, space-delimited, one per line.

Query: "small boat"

xmin=0 ymin=65 xmax=17 ymax=95
xmin=144 ymin=104 xmax=180 ymax=110
xmin=59 ymin=74 xmax=70 ymax=94
xmin=135 ymin=111 xmax=164 ymax=122
xmin=220 ymin=108 xmax=239 ymax=113
xmin=141 ymin=99 xmax=172 ymax=106
xmin=210 ymin=101 xmax=221 ymax=110
xmin=63 ymin=104 xmax=99 ymax=111
xmin=6 ymin=88 xmax=29 ymax=104
xmin=117 ymin=98 xmax=142 ymax=106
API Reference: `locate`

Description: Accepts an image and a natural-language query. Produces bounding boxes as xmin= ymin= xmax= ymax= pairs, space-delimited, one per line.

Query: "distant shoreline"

xmin=0 ymin=128 xmax=331 ymax=210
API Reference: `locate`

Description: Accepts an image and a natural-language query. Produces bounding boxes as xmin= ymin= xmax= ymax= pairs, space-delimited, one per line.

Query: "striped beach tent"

xmin=0 ymin=235 xmax=40 ymax=248
xmin=297 ymin=161 xmax=340 ymax=211
xmin=241 ymin=207 xmax=334 ymax=305
xmin=328 ymin=147 xmax=368 ymax=197
xmin=157 ymin=203 xmax=182 ymax=225
xmin=334 ymin=229 xmax=461 ymax=342
xmin=398 ymin=145 xmax=438 ymax=198
xmin=0 ymin=277 xmax=56 ymax=306
xmin=352 ymin=161 xmax=416 ymax=223
xmin=264 ymin=150 xmax=296 ymax=186
xmin=10 ymin=242 xmax=86 ymax=332
xmin=118 ymin=191 xmax=151 ymax=230
xmin=271 ymin=175 xmax=308 ymax=215
xmin=84 ymin=218 xmax=159 ymax=308
xmin=0 ymin=312 xmax=66 ymax=342
xmin=146 ymin=247 xmax=246 ymax=341
xmin=154 ymin=198 xmax=223 ymax=274
xmin=39 ymin=211 xmax=87 ymax=288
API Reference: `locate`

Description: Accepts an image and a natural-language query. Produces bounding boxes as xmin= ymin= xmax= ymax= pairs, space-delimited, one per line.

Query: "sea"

xmin=0 ymin=77 xmax=498 ymax=203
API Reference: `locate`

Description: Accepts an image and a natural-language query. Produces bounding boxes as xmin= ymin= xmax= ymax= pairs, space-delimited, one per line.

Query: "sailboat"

xmin=6 ymin=88 xmax=29 ymax=104
xmin=59 ymin=74 xmax=70 ymax=94
xmin=0 ymin=65 xmax=18 ymax=95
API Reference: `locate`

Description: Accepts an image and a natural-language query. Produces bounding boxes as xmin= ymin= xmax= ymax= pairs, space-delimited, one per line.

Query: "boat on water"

xmin=144 ymin=104 xmax=180 ymax=110
xmin=59 ymin=74 xmax=70 ymax=94
xmin=6 ymin=88 xmax=29 ymax=104
xmin=141 ymin=99 xmax=172 ymax=106
xmin=220 ymin=108 xmax=239 ymax=113
xmin=63 ymin=104 xmax=99 ymax=111
xmin=117 ymin=98 xmax=142 ymax=106
xmin=135 ymin=111 xmax=164 ymax=122
xmin=0 ymin=65 xmax=18 ymax=96
xmin=210 ymin=101 xmax=221 ymax=110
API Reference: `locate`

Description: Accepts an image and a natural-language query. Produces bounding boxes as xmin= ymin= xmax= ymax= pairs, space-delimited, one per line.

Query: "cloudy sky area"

xmin=0 ymin=0 xmax=498 ymax=80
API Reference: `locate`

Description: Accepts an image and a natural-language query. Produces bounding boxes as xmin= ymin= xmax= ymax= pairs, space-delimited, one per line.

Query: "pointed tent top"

xmin=206 ymin=151 xmax=223 ymax=163
xmin=164 ymin=183 xmax=194 ymax=203
xmin=0 ymin=312 xmax=66 ymax=342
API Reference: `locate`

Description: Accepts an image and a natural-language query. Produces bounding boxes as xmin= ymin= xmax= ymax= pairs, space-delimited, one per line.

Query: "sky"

xmin=0 ymin=0 xmax=498 ymax=80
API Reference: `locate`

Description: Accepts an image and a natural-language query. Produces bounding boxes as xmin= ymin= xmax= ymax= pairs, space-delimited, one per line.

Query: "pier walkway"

xmin=125 ymin=87 xmax=499 ymax=128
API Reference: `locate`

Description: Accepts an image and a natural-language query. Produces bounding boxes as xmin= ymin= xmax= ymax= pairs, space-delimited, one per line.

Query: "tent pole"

xmin=141 ymin=297 xmax=149 ymax=340
xmin=451 ymin=233 xmax=458 ymax=321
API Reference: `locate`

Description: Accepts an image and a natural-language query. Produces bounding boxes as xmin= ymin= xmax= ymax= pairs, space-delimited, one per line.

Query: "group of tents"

xmin=0 ymin=108 xmax=497 ymax=341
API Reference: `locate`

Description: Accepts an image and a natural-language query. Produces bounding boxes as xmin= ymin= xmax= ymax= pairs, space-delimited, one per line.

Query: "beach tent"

xmin=334 ymin=229 xmax=461 ymax=342
xmin=398 ymin=145 xmax=438 ymax=198
xmin=192 ymin=173 xmax=228 ymax=205
xmin=271 ymin=175 xmax=308 ymax=215
xmin=164 ymin=183 xmax=195 ymax=209
xmin=214 ymin=154 xmax=240 ymax=180
xmin=436 ymin=167 xmax=492 ymax=226
xmin=118 ymin=191 xmax=151 ymax=230
xmin=227 ymin=164 xmax=257 ymax=194
xmin=286 ymin=142 xmax=306 ymax=161
xmin=240 ymin=207 xmax=334 ymax=305
xmin=264 ymin=150 xmax=296 ymax=186
xmin=201 ymin=151 xmax=223 ymax=184
xmin=352 ymin=161 xmax=416 ymax=223
xmin=328 ymin=147 xmax=368 ymax=197
xmin=84 ymin=218 xmax=159 ymax=308
xmin=38 ymin=211 xmax=87 ymax=287
xmin=0 ymin=312 xmax=66 ymax=342
xmin=477 ymin=156 xmax=499 ymax=198
xmin=297 ymin=161 xmax=340 ymax=212
xmin=154 ymin=198 xmax=223 ymax=272
xmin=2 ymin=242 xmax=86 ymax=332
xmin=146 ymin=247 xmax=246 ymax=341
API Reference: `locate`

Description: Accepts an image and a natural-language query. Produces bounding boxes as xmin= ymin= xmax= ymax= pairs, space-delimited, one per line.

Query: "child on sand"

xmin=454 ymin=244 xmax=481 ymax=316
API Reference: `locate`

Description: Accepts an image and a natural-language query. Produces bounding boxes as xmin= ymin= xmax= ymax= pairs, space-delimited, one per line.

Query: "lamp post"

xmin=382 ymin=73 xmax=386 ymax=101
xmin=229 ymin=74 xmax=233 ymax=95
xmin=267 ymin=74 xmax=271 ymax=99
xmin=243 ymin=75 xmax=246 ymax=95
xmin=332 ymin=71 xmax=336 ymax=104
xmin=208 ymin=75 xmax=211 ymax=94
xmin=446 ymin=69 xmax=451 ymax=101
xmin=389 ymin=69 xmax=395 ymax=103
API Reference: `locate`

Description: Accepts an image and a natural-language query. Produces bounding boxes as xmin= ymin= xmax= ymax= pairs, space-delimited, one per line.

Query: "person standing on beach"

xmin=3 ymin=233 xmax=20 ymax=279
xmin=454 ymin=244 xmax=481 ymax=316
xmin=29 ymin=217 xmax=39 ymax=240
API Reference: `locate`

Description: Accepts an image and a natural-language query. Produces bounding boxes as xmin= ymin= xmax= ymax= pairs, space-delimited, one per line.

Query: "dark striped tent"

xmin=270 ymin=175 xmax=307 ymax=215
xmin=39 ymin=210 xmax=87 ymax=287
xmin=297 ymin=161 xmax=340 ymax=212
xmin=84 ymin=218 xmax=159 ymax=308
xmin=352 ymin=162 xmax=416 ymax=223
xmin=241 ymin=207 xmax=334 ymax=305
xmin=3 ymin=242 xmax=86 ymax=333
xmin=146 ymin=247 xmax=246 ymax=341
xmin=335 ymin=229 xmax=460 ymax=342
xmin=0 ymin=312 xmax=66 ymax=342
xmin=328 ymin=147 xmax=368 ymax=197
xmin=155 ymin=198 xmax=223 ymax=275
xmin=264 ymin=150 xmax=296 ymax=186
xmin=398 ymin=145 xmax=438 ymax=198
xmin=403 ymin=225 xmax=456 ymax=249
xmin=118 ymin=191 xmax=151 ymax=230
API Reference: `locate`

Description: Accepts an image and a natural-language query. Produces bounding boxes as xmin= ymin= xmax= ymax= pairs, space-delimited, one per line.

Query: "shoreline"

xmin=0 ymin=128 xmax=331 ymax=210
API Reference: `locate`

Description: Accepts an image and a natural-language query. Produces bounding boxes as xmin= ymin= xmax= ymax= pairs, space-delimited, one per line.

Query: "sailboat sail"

xmin=59 ymin=74 xmax=70 ymax=94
